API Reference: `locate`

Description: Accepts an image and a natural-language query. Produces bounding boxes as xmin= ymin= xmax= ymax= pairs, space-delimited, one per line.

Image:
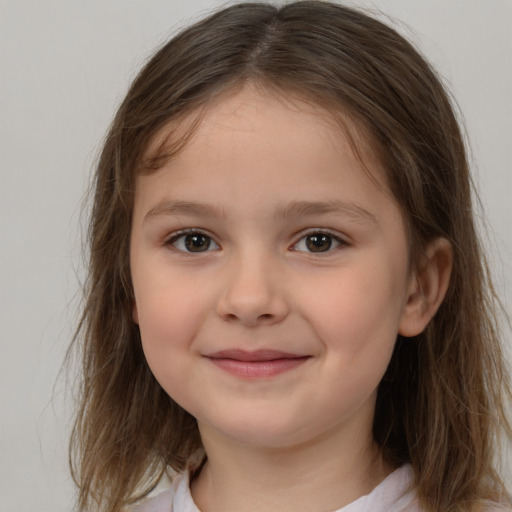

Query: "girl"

xmin=69 ymin=2 xmax=512 ymax=511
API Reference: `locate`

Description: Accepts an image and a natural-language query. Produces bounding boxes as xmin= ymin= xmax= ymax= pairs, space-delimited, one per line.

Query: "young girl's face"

xmin=130 ymin=85 xmax=416 ymax=451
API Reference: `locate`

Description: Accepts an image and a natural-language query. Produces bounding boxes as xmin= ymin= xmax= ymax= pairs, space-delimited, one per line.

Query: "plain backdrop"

xmin=0 ymin=1 xmax=511 ymax=511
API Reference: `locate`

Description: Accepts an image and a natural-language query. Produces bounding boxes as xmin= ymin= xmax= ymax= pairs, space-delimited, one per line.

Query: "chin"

xmin=200 ymin=412 xmax=319 ymax=450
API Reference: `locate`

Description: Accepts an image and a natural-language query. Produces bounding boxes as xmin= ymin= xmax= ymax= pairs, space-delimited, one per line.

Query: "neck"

xmin=190 ymin=423 xmax=391 ymax=512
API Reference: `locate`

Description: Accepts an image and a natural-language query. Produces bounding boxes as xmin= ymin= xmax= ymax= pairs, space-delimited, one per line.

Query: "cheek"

xmin=135 ymin=288 xmax=205 ymax=405
xmin=133 ymin=270 xmax=212 ymax=369
xmin=299 ymin=260 xmax=408 ymax=356
xmin=132 ymin=271 xmax=219 ymax=417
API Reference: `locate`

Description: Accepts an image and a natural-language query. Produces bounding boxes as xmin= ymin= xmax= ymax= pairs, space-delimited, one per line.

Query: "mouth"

xmin=204 ymin=349 xmax=310 ymax=378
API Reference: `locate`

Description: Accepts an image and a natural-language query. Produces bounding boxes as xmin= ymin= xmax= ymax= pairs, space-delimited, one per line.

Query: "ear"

xmin=398 ymin=237 xmax=452 ymax=337
xmin=132 ymin=301 xmax=139 ymax=324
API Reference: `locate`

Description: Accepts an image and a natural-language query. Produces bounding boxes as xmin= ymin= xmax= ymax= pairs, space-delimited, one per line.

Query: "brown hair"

xmin=69 ymin=2 xmax=512 ymax=511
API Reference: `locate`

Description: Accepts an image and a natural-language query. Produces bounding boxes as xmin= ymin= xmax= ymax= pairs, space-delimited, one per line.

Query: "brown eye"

xmin=293 ymin=232 xmax=343 ymax=253
xmin=169 ymin=232 xmax=219 ymax=253
xmin=185 ymin=234 xmax=211 ymax=252
xmin=306 ymin=234 xmax=332 ymax=252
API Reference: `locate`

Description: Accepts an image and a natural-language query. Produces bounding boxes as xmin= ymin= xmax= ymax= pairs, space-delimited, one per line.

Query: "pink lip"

xmin=205 ymin=349 xmax=310 ymax=378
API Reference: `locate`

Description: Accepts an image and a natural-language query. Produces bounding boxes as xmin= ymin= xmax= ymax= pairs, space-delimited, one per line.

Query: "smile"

xmin=204 ymin=349 xmax=310 ymax=378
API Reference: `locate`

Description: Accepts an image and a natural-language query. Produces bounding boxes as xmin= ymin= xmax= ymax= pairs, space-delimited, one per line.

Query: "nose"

xmin=215 ymin=253 xmax=289 ymax=327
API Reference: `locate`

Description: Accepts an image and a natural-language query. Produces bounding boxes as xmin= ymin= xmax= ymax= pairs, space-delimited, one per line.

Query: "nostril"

xmin=216 ymin=289 xmax=289 ymax=326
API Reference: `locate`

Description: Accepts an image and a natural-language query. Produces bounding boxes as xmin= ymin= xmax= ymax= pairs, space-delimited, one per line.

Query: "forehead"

xmin=139 ymin=83 xmax=388 ymax=191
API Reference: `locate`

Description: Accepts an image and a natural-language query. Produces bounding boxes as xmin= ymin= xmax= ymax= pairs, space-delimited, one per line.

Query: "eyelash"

xmin=164 ymin=229 xmax=348 ymax=254
xmin=165 ymin=229 xmax=220 ymax=253
xmin=292 ymin=230 xmax=347 ymax=254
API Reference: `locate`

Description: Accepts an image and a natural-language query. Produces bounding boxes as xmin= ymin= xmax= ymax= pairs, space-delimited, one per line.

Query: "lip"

xmin=205 ymin=349 xmax=310 ymax=378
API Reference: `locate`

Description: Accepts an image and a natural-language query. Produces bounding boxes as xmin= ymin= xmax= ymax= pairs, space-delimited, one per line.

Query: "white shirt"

xmin=132 ymin=464 xmax=420 ymax=512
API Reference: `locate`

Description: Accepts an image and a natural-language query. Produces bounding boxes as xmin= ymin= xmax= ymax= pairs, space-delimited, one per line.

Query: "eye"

xmin=167 ymin=231 xmax=220 ymax=253
xmin=292 ymin=232 xmax=344 ymax=253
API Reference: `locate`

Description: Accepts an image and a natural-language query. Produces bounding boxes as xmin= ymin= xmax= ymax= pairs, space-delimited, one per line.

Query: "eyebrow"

xmin=274 ymin=200 xmax=378 ymax=225
xmin=144 ymin=200 xmax=226 ymax=221
xmin=144 ymin=199 xmax=378 ymax=226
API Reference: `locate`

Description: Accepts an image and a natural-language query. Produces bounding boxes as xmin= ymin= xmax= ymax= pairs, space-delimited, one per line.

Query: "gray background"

xmin=0 ymin=1 xmax=510 ymax=510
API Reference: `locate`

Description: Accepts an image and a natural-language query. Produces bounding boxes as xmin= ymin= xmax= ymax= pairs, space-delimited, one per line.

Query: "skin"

xmin=130 ymin=85 xmax=451 ymax=512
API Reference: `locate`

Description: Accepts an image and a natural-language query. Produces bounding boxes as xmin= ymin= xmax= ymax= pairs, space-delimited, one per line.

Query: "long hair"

xmin=69 ymin=2 xmax=512 ymax=511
